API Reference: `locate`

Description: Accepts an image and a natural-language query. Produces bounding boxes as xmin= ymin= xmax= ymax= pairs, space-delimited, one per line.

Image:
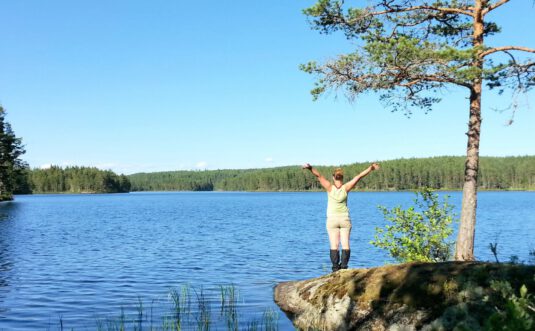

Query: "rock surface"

xmin=274 ymin=262 xmax=535 ymax=331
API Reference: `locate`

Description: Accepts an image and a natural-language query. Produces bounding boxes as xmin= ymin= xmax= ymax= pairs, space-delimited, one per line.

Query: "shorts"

xmin=326 ymin=215 xmax=352 ymax=233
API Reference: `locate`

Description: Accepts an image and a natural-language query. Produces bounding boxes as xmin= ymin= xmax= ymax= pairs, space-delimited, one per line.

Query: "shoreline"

xmin=17 ymin=188 xmax=535 ymax=195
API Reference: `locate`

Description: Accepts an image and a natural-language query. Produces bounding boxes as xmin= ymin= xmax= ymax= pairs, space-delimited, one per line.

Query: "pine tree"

xmin=0 ymin=106 xmax=26 ymax=201
xmin=301 ymin=0 xmax=535 ymax=261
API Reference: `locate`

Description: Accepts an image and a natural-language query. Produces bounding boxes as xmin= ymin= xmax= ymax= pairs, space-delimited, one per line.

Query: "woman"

xmin=302 ymin=163 xmax=380 ymax=272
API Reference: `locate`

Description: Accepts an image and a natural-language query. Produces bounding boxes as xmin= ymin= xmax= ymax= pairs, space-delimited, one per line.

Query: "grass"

xmin=50 ymin=285 xmax=279 ymax=331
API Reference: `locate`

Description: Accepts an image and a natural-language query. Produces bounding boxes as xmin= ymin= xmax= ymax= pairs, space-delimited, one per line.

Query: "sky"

xmin=1 ymin=0 xmax=534 ymax=175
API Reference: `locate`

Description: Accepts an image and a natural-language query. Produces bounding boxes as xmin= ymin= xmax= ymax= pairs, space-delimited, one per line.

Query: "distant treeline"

xmin=19 ymin=166 xmax=131 ymax=194
xmin=128 ymin=156 xmax=535 ymax=192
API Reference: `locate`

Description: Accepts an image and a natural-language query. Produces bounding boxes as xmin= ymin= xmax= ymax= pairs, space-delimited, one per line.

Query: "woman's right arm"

xmin=302 ymin=163 xmax=331 ymax=191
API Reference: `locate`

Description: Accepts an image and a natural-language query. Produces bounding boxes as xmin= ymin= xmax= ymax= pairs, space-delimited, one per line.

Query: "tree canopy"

xmin=0 ymin=106 xmax=26 ymax=201
xmin=301 ymin=0 xmax=534 ymax=114
xmin=28 ymin=166 xmax=131 ymax=194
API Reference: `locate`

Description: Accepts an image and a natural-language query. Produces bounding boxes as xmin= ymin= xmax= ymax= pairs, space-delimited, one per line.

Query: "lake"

xmin=0 ymin=191 xmax=534 ymax=330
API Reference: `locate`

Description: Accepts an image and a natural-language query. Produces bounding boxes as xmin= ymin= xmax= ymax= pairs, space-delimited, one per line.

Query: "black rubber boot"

xmin=340 ymin=249 xmax=351 ymax=269
xmin=330 ymin=249 xmax=340 ymax=272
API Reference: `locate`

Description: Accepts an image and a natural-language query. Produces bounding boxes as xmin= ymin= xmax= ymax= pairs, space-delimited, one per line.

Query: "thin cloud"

xmin=196 ymin=161 xmax=208 ymax=169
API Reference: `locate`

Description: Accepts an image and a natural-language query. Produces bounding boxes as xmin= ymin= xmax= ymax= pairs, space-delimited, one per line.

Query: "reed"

xmin=220 ymin=285 xmax=238 ymax=331
xmin=87 ymin=285 xmax=279 ymax=331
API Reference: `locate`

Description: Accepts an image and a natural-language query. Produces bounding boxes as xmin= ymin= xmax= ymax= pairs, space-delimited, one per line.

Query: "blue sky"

xmin=1 ymin=1 xmax=534 ymax=174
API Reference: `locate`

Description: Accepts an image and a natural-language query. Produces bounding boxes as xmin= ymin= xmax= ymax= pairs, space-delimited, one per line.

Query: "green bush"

xmin=371 ymin=187 xmax=457 ymax=263
xmin=484 ymin=280 xmax=535 ymax=331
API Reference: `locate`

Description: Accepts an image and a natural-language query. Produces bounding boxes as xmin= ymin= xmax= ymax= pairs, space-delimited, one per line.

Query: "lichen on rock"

xmin=274 ymin=262 xmax=535 ymax=331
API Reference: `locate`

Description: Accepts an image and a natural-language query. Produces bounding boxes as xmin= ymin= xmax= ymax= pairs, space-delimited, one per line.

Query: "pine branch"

xmin=371 ymin=4 xmax=473 ymax=17
xmin=480 ymin=46 xmax=535 ymax=58
xmin=482 ymin=0 xmax=510 ymax=15
xmin=398 ymin=76 xmax=453 ymax=87
xmin=322 ymin=58 xmax=471 ymax=90
xmin=486 ymin=53 xmax=535 ymax=94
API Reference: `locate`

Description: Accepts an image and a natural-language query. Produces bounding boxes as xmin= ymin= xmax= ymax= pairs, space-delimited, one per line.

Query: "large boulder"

xmin=274 ymin=262 xmax=535 ymax=330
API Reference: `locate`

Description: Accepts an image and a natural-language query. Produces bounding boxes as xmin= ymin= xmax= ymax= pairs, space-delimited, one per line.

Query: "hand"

xmin=370 ymin=163 xmax=380 ymax=171
xmin=302 ymin=163 xmax=312 ymax=170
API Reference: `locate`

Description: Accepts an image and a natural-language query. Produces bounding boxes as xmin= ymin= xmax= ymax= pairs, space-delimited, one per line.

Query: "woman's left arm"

xmin=344 ymin=163 xmax=380 ymax=192
xmin=302 ymin=163 xmax=332 ymax=191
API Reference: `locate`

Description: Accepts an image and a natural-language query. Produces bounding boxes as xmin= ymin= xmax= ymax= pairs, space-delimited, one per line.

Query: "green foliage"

xmin=127 ymin=156 xmax=535 ymax=192
xmin=301 ymin=0 xmax=535 ymax=114
xmin=12 ymin=165 xmax=32 ymax=194
xmin=371 ymin=188 xmax=457 ymax=262
xmin=0 ymin=106 xmax=26 ymax=201
xmin=29 ymin=166 xmax=131 ymax=194
xmin=484 ymin=280 xmax=535 ymax=331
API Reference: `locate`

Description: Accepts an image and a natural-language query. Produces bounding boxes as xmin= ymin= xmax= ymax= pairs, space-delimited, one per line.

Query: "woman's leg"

xmin=327 ymin=227 xmax=341 ymax=250
xmin=327 ymin=223 xmax=341 ymax=271
xmin=340 ymin=220 xmax=352 ymax=269
xmin=340 ymin=227 xmax=351 ymax=250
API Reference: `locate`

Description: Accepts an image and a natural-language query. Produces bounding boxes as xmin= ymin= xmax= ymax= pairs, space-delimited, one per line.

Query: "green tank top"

xmin=327 ymin=185 xmax=349 ymax=217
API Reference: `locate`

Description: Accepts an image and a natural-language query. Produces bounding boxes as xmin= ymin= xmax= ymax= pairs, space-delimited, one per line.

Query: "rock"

xmin=274 ymin=262 xmax=535 ymax=331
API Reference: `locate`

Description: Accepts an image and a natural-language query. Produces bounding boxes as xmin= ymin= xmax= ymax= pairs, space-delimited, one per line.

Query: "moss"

xmin=297 ymin=261 xmax=535 ymax=328
xmin=442 ymin=279 xmax=459 ymax=302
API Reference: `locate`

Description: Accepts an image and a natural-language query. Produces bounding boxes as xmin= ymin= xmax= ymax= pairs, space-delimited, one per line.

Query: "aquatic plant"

xmin=64 ymin=285 xmax=279 ymax=331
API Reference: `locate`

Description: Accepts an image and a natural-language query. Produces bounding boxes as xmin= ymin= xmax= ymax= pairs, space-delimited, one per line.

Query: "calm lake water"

xmin=0 ymin=191 xmax=534 ymax=330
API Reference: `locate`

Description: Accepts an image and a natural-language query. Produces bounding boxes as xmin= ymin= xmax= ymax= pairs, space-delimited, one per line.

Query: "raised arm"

xmin=302 ymin=163 xmax=332 ymax=191
xmin=344 ymin=163 xmax=380 ymax=192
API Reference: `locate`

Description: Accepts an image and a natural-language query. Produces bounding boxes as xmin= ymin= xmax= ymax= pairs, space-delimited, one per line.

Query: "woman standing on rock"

xmin=302 ymin=163 xmax=380 ymax=272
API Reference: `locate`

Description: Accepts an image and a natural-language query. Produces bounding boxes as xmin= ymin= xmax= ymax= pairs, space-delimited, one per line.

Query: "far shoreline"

xmin=15 ymin=188 xmax=535 ymax=196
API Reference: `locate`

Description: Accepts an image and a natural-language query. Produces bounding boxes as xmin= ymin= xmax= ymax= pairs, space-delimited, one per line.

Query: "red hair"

xmin=333 ymin=168 xmax=344 ymax=180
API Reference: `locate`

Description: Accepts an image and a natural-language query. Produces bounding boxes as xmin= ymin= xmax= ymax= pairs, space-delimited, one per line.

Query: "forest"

xmin=128 ymin=156 xmax=535 ymax=192
xmin=18 ymin=156 xmax=534 ymax=194
xmin=22 ymin=166 xmax=131 ymax=194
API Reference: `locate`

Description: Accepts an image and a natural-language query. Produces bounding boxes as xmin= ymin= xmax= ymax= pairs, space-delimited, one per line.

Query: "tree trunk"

xmin=455 ymin=0 xmax=485 ymax=261
xmin=455 ymin=87 xmax=482 ymax=261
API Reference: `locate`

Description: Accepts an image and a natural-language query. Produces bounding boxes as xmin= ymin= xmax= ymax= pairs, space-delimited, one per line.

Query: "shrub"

xmin=484 ymin=280 xmax=535 ymax=331
xmin=371 ymin=187 xmax=457 ymax=263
